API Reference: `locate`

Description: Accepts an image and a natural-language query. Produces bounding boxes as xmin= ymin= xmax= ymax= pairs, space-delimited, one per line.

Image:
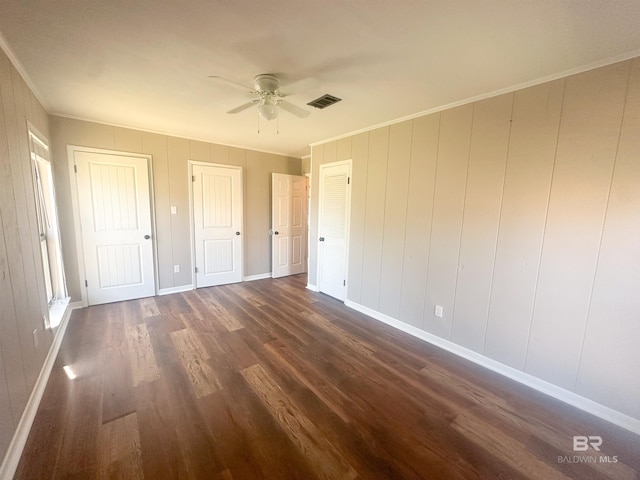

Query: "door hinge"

xmin=85 ymin=279 xmax=88 ymax=287
xmin=343 ymin=280 xmax=346 ymax=286
xmin=195 ymin=267 xmax=198 ymax=273
xmin=347 ymin=177 xmax=350 ymax=185
xmin=74 ymin=164 xmax=77 ymax=173
xmin=192 ymin=175 xmax=195 ymax=182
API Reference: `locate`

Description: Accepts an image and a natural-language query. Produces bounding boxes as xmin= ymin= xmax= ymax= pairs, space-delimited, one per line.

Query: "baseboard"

xmin=0 ymin=301 xmax=79 ymax=479
xmin=69 ymin=300 xmax=83 ymax=310
xmin=243 ymin=273 xmax=272 ymax=282
xmin=306 ymin=283 xmax=319 ymax=292
xmin=344 ymin=299 xmax=640 ymax=437
xmin=158 ymin=284 xmax=193 ymax=296
xmin=158 ymin=275 xmax=276 ymax=292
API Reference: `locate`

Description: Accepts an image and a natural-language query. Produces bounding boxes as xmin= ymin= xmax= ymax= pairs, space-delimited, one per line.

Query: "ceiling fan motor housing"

xmin=254 ymin=74 xmax=280 ymax=93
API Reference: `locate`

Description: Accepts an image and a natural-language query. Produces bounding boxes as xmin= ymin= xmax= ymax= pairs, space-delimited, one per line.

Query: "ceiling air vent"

xmin=307 ymin=94 xmax=342 ymax=109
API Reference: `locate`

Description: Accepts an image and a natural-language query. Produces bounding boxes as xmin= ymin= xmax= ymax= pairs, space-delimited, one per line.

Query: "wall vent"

xmin=307 ymin=94 xmax=342 ymax=109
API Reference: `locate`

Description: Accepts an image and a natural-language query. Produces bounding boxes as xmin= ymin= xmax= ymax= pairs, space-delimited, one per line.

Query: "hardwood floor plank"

xmin=197 ymin=390 xmax=269 ymax=480
xmin=306 ymin=311 xmax=377 ymax=357
xmin=241 ymin=363 xmax=358 ymax=480
xmin=201 ymin=287 xmax=275 ymax=343
xmin=452 ymin=412 xmax=573 ymax=480
xmin=257 ymin=302 xmax=316 ymax=347
xmin=52 ymin=375 xmax=102 ymax=479
xmin=145 ymin=319 xmax=183 ymax=370
xmin=154 ymin=293 xmax=192 ymax=315
xmin=148 ymin=312 xmax=186 ymax=334
xmin=127 ymin=323 xmax=160 ymax=387
xmin=258 ymin=341 xmax=459 ymax=479
xmin=135 ymin=378 xmax=192 ymax=480
xmin=98 ymin=413 xmax=143 ymax=479
xmin=263 ymin=339 xmax=357 ymax=424
xmin=311 ymin=357 xmax=483 ymax=479
xmin=139 ymin=297 xmax=160 ymax=318
xmin=420 ymin=363 xmax=639 ymax=480
xmin=101 ymin=345 xmax=135 ymax=424
xmin=179 ymin=290 xmax=226 ymax=334
xmin=13 ymin=368 xmax=71 ymax=478
xmin=202 ymin=295 xmax=244 ymax=332
xmin=15 ymin=274 xmax=640 ymax=479
xmin=213 ymin=368 xmax=319 ymax=479
xmin=103 ymin=302 xmax=127 ymax=351
xmin=227 ymin=282 xmax=267 ymax=307
xmin=214 ymin=329 xmax=260 ymax=371
xmin=160 ymin=364 xmax=226 ymax=478
xmin=217 ymin=468 xmax=234 ymax=480
xmin=171 ymin=328 xmax=220 ymax=398
xmin=56 ymin=306 xmax=108 ymax=379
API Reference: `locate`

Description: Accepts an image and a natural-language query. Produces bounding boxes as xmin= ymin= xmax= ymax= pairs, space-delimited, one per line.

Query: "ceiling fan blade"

xmin=278 ymin=100 xmax=310 ymax=118
xmin=209 ymin=76 xmax=253 ymax=92
xmin=227 ymin=101 xmax=257 ymax=114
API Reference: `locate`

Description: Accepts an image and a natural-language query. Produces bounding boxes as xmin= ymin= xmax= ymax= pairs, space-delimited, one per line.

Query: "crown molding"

xmin=0 ymin=29 xmax=50 ymax=111
xmin=310 ymin=49 xmax=640 ymax=148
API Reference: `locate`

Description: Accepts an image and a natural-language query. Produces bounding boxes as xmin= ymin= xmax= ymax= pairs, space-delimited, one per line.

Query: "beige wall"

xmin=50 ymin=117 xmax=301 ymax=300
xmin=301 ymin=156 xmax=311 ymax=175
xmin=310 ymin=58 xmax=640 ymax=422
xmin=0 ymin=49 xmax=54 ymax=461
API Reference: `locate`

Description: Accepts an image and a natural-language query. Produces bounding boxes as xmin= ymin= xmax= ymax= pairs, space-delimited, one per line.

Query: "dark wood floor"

xmin=14 ymin=275 xmax=640 ymax=479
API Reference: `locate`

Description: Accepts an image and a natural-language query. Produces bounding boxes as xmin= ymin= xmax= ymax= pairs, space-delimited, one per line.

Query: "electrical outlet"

xmin=434 ymin=305 xmax=444 ymax=318
xmin=171 ymin=206 xmax=177 ymax=214
xmin=173 ymin=264 xmax=180 ymax=273
xmin=32 ymin=328 xmax=39 ymax=347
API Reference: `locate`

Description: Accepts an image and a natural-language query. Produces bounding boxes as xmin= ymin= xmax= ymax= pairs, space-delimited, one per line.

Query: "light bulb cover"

xmin=257 ymin=96 xmax=278 ymax=121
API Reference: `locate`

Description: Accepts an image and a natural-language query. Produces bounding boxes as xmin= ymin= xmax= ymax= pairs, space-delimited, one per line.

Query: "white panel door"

xmin=75 ymin=151 xmax=155 ymax=305
xmin=192 ymin=164 xmax=243 ymax=287
xmin=272 ymin=173 xmax=308 ymax=278
xmin=318 ymin=161 xmax=351 ymax=300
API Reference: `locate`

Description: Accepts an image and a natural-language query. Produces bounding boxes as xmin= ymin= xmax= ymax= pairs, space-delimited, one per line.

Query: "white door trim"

xmin=67 ymin=145 xmax=158 ymax=306
xmin=317 ymin=159 xmax=352 ymax=301
xmin=188 ymin=160 xmax=244 ymax=288
xmin=304 ymin=173 xmax=311 ymax=277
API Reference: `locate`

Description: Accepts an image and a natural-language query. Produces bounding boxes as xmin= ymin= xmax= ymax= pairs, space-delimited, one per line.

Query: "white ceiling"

xmin=1 ymin=1 xmax=640 ymax=158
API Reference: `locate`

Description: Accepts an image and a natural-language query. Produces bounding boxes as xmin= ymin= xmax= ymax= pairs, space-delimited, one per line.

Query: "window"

xmin=29 ymin=127 xmax=68 ymax=328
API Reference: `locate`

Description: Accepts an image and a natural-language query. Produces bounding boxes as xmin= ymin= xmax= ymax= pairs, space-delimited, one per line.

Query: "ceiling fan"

xmin=209 ymin=73 xmax=310 ymax=121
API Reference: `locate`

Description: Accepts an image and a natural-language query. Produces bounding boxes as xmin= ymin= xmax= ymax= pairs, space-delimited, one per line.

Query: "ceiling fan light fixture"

xmin=257 ymin=96 xmax=278 ymax=121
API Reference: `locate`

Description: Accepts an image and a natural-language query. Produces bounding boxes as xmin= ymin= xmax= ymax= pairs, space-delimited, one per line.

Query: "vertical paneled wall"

xmin=525 ymin=63 xmax=629 ymax=390
xmin=574 ymin=60 xmax=640 ymax=419
xmin=423 ymin=105 xmax=473 ymax=340
xmin=0 ymin=49 xmax=53 ymax=462
xmin=310 ymin=58 xmax=640 ymax=421
xmin=50 ymin=117 xmax=301 ymax=300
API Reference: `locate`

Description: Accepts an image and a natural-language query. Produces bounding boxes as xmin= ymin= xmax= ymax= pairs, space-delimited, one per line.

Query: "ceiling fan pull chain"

xmin=257 ymin=109 xmax=260 ymax=134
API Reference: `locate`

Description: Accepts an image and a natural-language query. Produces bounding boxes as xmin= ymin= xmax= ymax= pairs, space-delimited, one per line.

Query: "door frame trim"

xmin=317 ymin=159 xmax=352 ymax=300
xmin=188 ymin=160 xmax=244 ymax=288
xmin=67 ymin=145 xmax=158 ymax=306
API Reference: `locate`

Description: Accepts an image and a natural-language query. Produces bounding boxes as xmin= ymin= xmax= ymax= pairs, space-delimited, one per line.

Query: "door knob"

xmin=144 ymin=235 xmax=151 ymax=240
xmin=274 ymin=231 xmax=279 ymax=235
xmin=235 ymin=231 xmax=241 ymax=235
xmin=319 ymin=237 xmax=325 ymax=242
